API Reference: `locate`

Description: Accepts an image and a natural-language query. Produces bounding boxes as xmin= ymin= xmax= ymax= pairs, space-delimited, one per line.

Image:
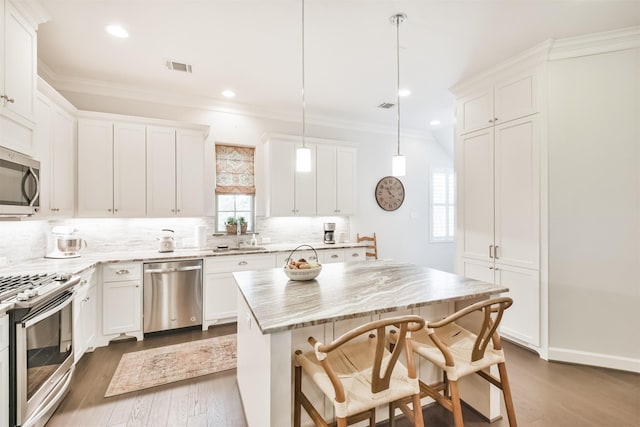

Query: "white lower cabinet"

xmin=73 ymin=268 xmax=96 ymax=363
xmin=102 ymin=263 xmax=142 ymax=338
xmin=203 ymin=254 xmax=276 ymax=329
xmin=461 ymin=257 xmax=540 ymax=347
xmin=1 ymin=314 xmax=8 ymax=427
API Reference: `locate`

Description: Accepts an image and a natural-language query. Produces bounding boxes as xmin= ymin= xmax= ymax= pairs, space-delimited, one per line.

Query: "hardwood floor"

xmin=48 ymin=326 xmax=640 ymax=427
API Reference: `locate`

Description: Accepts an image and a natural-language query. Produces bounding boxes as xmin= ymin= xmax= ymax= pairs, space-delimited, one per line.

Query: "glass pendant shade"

xmin=392 ymin=154 xmax=406 ymax=177
xmin=296 ymin=146 xmax=311 ymax=172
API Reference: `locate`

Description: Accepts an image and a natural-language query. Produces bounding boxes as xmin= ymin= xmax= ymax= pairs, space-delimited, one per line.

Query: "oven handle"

xmin=22 ymin=367 xmax=74 ymax=427
xmin=22 ymin=291 xmax=73 ymax=328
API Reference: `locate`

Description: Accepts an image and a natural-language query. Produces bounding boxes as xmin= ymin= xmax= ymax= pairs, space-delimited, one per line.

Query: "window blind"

xmin=215 ymin=144 xmax=256 ymax=195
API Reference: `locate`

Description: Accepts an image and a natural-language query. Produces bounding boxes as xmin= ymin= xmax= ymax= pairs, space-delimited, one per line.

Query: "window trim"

xmin=429 ymin=167 xmax=455 ymax=243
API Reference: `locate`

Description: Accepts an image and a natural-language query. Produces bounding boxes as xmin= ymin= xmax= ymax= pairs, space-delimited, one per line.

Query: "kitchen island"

xmin=233 ymin=260 xmax=509 ymax=427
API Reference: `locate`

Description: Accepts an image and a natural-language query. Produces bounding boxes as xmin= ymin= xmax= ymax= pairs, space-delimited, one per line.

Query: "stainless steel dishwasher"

xmin=143 ymin=259 xmax=203 ymax=333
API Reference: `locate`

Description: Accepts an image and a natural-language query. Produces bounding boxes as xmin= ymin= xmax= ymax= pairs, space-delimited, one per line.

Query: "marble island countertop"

xmin=233 ymin=260 xmax=508 ymax=334
xmin=0 ymin=241 xmax=364 ymax=276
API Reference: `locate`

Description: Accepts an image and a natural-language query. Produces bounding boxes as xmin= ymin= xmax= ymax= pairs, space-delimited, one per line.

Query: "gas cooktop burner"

xmin=0 ymin=273 xmax=59 ymax=302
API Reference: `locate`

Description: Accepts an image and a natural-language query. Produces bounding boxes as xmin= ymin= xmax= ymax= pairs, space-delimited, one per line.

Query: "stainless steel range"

xmin=2 ymin=272 xmax=80 ymax=427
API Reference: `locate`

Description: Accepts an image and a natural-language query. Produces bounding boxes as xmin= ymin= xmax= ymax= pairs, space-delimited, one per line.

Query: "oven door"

xmin=15 ymin=290 xmax=74 ymax=427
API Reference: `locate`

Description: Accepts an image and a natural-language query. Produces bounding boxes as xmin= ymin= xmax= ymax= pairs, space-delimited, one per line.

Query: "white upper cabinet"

xmin=264 ymin=137 xmax=316 ymax=216
xmin=176 ymin=128 xmax=205 ymax=216
xmin=146 ymin=126 xmax=176 ymax=216
xmin=34 ymin=87 xmax=76 ymax=217
xmin=77 ymin=119 xmax=146 ymax=217
xmin=77 ymin=119 xmax=113 ymax=216
xmin=113 ymin=123 xmax=146 ymax=216
xmin=0 ymin=0 xmax=38 ymax=156
xmin=146 ymin=126 xmax=205 ymax=217
xmin=264 ymin=134 xmax=357 ymax=217
xmin=456 ymin=72 xmax=538 ymax=135
xmin=317 ymin=145 xmax=356 ymax=215
xmin=1 ymin=0 xmax=36 ymax=125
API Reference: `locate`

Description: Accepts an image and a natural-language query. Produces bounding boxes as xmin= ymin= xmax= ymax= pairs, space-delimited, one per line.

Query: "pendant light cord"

xmin=301 ymin=0 xmax=306 ymax=149
xmin=395 ymin=15 xmax=401 ymax=157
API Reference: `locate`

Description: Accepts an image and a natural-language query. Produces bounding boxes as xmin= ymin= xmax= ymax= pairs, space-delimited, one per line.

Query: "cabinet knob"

xmin=351 ymin=253 xmax=359 ymax=257
xmin=488 ymin=119 xmax=494 ymax=123
xmin=114 ymin=208 xmax=118 ymax=212
xmin=116 ymin=269 xmax=130 ymax=275
xmin=331 ymin=254 xmax=339 ymax=259
xmin=1 ymin=94 xmax=15 ymax=103
xmin=108 ymin=208 xmax=112 ymax=212
xmin=171 ymin=209 xmax=175 ymax=213
xmin=238 ymin=260 xmax=248 ymax=266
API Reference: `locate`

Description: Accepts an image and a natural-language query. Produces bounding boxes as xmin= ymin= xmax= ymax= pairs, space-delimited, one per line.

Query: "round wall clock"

xmin=375 ymin=176 xmax=405 ymax=211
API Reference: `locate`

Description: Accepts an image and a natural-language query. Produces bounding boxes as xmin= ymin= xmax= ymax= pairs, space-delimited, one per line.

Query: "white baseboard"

xmin=548 ymin=347 xmax=640 ymax=373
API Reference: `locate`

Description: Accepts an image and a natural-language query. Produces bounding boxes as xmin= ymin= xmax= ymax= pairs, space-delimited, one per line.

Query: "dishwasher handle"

xmin=144 ymin=265 xmax=202 ymax=274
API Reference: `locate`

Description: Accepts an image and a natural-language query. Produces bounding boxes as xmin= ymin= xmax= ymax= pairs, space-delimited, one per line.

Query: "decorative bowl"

xmin=284 ymin=264 xmax=322 ymax=281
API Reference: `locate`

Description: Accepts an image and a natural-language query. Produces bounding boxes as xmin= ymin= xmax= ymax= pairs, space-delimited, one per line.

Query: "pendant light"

xmin=391 ymin=13 xmax=406 ymax=177
xmin=296 ymin=0 xmax=311 ymax=172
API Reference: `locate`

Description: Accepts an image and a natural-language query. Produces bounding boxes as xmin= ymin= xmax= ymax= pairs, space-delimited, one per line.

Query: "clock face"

xmin=375 ymin=176 xmax=405 ymax=211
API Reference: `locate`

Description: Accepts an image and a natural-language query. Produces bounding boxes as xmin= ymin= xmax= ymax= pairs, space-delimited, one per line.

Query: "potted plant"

xmin=225 ymin=216 xmax=247 ymax=235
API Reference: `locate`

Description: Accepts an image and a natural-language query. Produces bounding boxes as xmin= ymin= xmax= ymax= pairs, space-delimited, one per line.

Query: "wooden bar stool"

xmin=356 ymin=232 xmax=378 ymax=260
xmin=294 ymin=315 xmax=425 ymax=427
xmin=405 ymin=297 xmax=518 ymax=427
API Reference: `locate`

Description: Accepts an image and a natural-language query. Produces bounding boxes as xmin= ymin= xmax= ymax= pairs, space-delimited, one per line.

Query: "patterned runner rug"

xmin=105 ymin=334 xmax=237 ymax=397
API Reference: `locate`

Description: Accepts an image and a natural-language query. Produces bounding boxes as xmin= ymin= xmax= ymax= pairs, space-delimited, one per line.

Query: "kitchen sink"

xmin=212 ymin=247 xmax=267 ymax=253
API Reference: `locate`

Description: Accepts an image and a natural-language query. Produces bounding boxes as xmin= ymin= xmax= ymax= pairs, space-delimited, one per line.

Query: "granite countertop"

xmin=0 ymin=242 xmax=364 ymax=276
xmin=233 ymin=260 xmax=508 ymax=334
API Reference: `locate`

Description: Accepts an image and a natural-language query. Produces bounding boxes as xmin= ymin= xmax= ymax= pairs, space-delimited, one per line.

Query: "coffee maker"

xmin=324 ymin=222 xmax=336 ymax=244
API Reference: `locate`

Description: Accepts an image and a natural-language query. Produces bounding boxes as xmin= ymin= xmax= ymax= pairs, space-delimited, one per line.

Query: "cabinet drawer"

xmin=276 ymin=250 xmax=319 ymax=267
xmin=322 ymin=249 xmax=345 ymax=264
xmin=205 ymin=254 xmax=275 ymax=273
xmin=102 ymin=263 xmax=141 ymax=282
xmin=344 ymin=248 xmax=366 ymax=262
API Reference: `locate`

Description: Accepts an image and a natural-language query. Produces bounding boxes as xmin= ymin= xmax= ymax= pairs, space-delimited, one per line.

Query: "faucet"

xmin=236 ymin=220 xmax=242 ymax=249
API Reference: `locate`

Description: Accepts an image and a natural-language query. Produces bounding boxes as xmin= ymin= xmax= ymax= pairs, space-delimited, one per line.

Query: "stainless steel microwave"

xmin=0 ymin=146 xmax=40 ymax=216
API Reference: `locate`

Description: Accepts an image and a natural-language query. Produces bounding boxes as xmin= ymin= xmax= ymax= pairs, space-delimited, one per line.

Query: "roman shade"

xmin=215 ymin=144 xmax=255 ymax=195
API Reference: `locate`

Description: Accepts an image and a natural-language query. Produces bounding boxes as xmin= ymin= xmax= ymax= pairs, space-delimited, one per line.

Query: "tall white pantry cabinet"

xmin=452 ymin=46 xmax=546 ymax=353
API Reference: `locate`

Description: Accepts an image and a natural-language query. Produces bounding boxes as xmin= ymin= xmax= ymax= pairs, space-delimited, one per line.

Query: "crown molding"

xmin=450 ymin=39 xmax=553 ymax=96
xmin=39 ymin=64 xmax=433 ymax=141
xmin=10 ymin=0 xmax=51 ymax=28
xmin=549 ymin=25 xmax=640 ymax=61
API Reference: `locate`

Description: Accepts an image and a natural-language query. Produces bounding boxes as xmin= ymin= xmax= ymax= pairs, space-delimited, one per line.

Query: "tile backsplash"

xmin=0 ymin=216 xmax=350 ymax=266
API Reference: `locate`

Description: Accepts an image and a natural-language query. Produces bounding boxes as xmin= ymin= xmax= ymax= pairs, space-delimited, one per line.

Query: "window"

xmin=430 ymin=168 xmax=455 ymax=242
xmin=215 ymin=144 xmax=255 ymax=232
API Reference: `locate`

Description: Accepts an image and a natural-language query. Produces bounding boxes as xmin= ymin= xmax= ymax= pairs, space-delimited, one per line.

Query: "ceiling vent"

xmin=166 ymin=60 xmax=193 ymax=73
xmin=377 ymin=102 xmax=395 ymax=109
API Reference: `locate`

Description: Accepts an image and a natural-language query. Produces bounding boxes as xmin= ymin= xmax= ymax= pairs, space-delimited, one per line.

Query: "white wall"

xmin=548 ymin=47 xmax=640 ymax=368
xmin=7 ymin=88 xmax=454 ymax=271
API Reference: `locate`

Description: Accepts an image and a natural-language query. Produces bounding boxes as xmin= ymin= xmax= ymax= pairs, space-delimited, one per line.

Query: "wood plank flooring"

xmin=48 ymin=325 xmax=640 ymax=427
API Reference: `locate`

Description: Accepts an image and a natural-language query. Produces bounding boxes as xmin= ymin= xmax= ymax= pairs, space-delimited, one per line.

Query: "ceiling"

xmin=37 ymin=0 xmax=640 ymax=134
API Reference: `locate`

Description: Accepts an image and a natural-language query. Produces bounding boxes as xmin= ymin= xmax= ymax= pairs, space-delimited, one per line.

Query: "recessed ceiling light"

xmin=221 ymin=90 xmax=236 ymax=98
xmin=398 ymin=89 xmax=411 ymax=97
xmin=430 ymin=120 xmax=441 ymax=126
xmin=105 ymin=25 xmax=129 ymax=38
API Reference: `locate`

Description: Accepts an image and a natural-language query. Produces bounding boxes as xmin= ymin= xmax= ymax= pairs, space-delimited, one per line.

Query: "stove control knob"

xmin=25 ymin=288 xmax=38 ymax=298
xmin=16 ymin=292 xmax=28 ymax=301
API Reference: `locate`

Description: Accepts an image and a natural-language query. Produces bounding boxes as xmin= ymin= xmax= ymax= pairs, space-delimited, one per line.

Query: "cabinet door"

xmin=146 ymin=126 xmax=176 ymax=216
xmin=344 ymin=247 xmax=366 ymax=262
xmin=316 ymin=145 xmax=337 ymax=215
xmin=294 ymin=142 xmax=316 ymax=215
xmin=77 ymin=119 xmax=113 ymax=216
xmin=176 ymin=129 xmax=204 ymax=216
xmin=266 ymin=139 xmax=296 ymax=215
xmin=113 ymin=123 xmax=146 ymax=216
xmin=459 ymin=128 xmax=494 ymax=262
xmin=494 ymin=73 xmax=537 ymax=125
xmin=3 ymin=1 xmax=36 ymax=125
xmin=82 ymin=285 xmax=97 ymax=351
xmin=494 ymin=116 xmax=539 ymax=269
xmin=336 ymin=146 xmax=356 ymax=214
xmin=50 ymin=106 xmax=75 ymax=216
xmin=456 ymin=88 xmax=493 ymax=134
xmin=461 ymin=257 xmax=495 ymax=283
xmin=204 ymin=272 xmax=237 ymax=321
xmin=103 ymin=281 xmax=141 ymax=335
xmin=495 ymin=264 xmax=540 ymax=347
